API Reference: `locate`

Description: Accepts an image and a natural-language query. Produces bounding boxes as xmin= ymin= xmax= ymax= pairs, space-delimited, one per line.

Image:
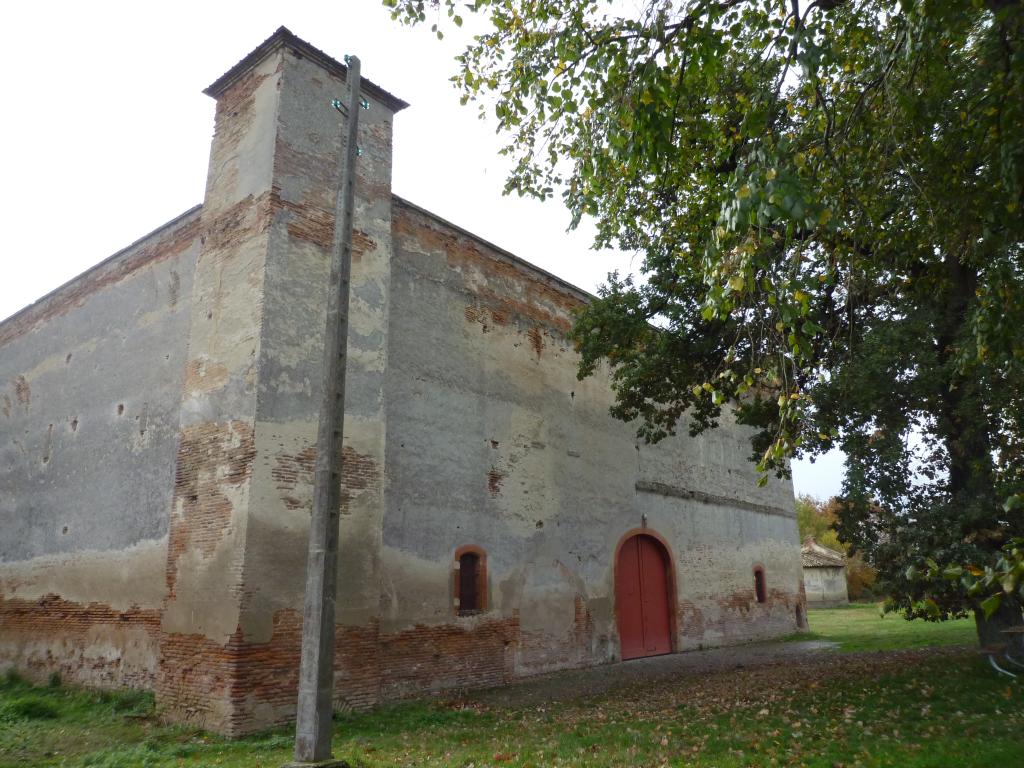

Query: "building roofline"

xmin=392 ymin=194 xmax=596 ymax=305
xmin=2 ymin=193 xmax=597 ymax=338
xmin=204 ymin=26 xmax=409 ymax=113
xmin=0 ymin=205 xmax=203 ymax=330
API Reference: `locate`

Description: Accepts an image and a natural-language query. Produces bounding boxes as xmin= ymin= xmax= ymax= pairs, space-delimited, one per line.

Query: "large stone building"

xmin=0 ymin=29 xmax=804 ymax=735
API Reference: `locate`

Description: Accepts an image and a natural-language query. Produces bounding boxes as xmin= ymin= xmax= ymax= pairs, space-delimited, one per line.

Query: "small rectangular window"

xmin=459 ymin=553 xmax=479 ymax=613
xmin=455 ymin=549 xmax=486 ymax=615
xmin=754 ymin=568 xmax=767 ymax=604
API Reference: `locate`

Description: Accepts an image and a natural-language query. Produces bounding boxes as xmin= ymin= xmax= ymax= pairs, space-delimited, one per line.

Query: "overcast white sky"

xmin=0 ymin=0 xmax=843 ymax=499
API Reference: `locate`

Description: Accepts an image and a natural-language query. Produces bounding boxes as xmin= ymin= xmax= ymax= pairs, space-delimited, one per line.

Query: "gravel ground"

xmin=465 ymin=639 xmax=839 ymax=708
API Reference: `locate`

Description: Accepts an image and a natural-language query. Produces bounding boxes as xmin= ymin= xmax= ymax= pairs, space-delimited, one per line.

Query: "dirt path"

xmin=464 ymin=639 xmax=841 ymax=708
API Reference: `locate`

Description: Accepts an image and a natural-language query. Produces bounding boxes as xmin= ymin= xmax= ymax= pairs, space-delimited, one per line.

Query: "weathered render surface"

xmin=382 ymin=199 xmax=803 ymax=688
xmin=0 ymin=27 xmax=804 ymax=737
xmin=0 ymin=207 xmax=201 ymax=689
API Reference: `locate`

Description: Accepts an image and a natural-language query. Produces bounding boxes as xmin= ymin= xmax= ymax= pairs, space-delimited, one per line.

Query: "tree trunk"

xmin=974 ymin=597 xmax=1024 ymax=649
xmin=935 ymin=252 xmax=995 ymax=520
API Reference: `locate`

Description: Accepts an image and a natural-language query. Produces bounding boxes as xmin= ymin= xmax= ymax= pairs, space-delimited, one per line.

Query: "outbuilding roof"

xmin=801 ymin=538 xmax=846 ymax=568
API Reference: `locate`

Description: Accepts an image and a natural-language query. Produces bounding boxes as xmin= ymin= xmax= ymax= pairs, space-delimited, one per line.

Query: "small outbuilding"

xmin=801 ymin=538 xmax=849 ymax=606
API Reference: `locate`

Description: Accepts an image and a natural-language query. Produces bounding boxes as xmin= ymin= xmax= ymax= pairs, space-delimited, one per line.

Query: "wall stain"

xmin=42 ymin=424 xmax=53 ymax=465
xmin=13 ymin=376 xmax=30 ymax=406
xmin=169 ymin=270 xmax=181 ymax=308
xmin=527 ymin=327 xmax=544 ymax=358
xmin=487 ymin=468 xmax=506 ymax=497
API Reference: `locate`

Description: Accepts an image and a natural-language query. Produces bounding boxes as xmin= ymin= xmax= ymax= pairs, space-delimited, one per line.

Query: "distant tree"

xmin=796 ymin=495 xmax=842 ymax=551
xmin=390 ymin=0 xmax=1024 ymax=642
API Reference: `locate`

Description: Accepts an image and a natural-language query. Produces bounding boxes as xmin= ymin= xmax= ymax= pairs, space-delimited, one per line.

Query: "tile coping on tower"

xmin=204 ymin=26 xmax=410 ymax=112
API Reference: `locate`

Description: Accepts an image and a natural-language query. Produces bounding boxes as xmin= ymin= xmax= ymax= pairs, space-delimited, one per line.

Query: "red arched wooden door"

xmin=616 ymin=534 xmax=673 ymax=660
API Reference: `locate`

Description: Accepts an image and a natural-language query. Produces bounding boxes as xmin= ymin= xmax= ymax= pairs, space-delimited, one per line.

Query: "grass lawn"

xmin=1 ymin=606 xmax=1019 ymax=767
xmin=802 ymin=601 xmax=978 ymax=652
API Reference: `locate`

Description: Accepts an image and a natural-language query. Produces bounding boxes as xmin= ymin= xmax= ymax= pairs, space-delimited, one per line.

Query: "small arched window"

xmin=454 ymin=546 xmax=487 ymax=615
xmin=754 ymin=567 xmax=767 ymax=604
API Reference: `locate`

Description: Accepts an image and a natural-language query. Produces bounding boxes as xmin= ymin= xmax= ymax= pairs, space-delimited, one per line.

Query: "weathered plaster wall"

xmin=0 ymin=207 xmax=201 ymax=689
xmin=382 ymin=199 xmax=803 ymax=688
xmin=804 ymin=566 xmax=848 ymax=606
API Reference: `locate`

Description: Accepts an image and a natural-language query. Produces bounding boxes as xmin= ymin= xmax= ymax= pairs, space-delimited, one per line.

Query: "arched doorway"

xmin=615 ymin=533 xmax=673 ymax=660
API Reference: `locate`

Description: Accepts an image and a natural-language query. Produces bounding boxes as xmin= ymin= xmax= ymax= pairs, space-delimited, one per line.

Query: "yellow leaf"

xmin=766 ymin=168 xmax=777 ymax=180
xmin=738 ymin=184 xmax=751 ymax=199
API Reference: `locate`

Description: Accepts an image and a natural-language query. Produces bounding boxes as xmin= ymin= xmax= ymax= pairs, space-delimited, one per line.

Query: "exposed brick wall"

xmin=271 ymin=444 xmax=381 ymax=516
xmin=0 ymin=594 xmax=160 ymax=689
xmin=378 ymin=616 xmax=518 ymax=700
xmin=156 ymin=631 xmax=238 ymax=729
xmin=156 ymin=609 xmax=519 ymax=735
xmin=166 ymin=420 xmax=256 ymax=597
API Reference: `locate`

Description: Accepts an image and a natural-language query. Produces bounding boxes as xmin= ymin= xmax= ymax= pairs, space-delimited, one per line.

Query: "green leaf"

xmin=980 ymin=594 xmax=1002 ymax=620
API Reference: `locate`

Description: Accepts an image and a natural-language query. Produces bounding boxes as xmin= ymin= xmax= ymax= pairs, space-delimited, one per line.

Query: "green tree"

xmin=796 ymin=495 xmax=842 ymax=551
xmin=390 ymin=0 xmax=1024 ymax=641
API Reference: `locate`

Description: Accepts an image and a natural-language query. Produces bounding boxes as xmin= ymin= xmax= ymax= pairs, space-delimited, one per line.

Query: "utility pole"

xmin=288 ymin=55 xmax=363 ymax=768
